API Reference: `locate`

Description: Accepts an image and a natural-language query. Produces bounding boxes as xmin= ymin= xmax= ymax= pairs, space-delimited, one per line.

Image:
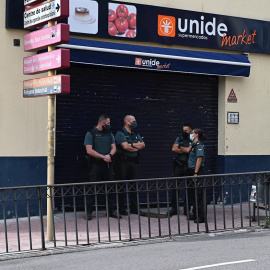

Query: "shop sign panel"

xmin=8 ymin=0 xmax=270 ymax=54
xmin=69 ymin=0 xmax=270 ymax=55
xmin=23 ymin=75 xmax=70 ymax=97
xmin=24 ymin=0 xmax=69 ymax=29
xmin=23 ymin=48 xmax=70 ymax=75
xmin=24 ymin=23 xmax=70 ymax=51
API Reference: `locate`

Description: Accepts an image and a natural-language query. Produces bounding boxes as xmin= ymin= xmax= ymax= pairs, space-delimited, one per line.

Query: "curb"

xmin=0 ymin=226 xmax=267 ymax=261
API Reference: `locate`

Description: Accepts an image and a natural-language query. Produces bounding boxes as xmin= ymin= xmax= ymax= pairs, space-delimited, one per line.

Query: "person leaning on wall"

xmin=185 ymin=128 xmax=206 ymax=223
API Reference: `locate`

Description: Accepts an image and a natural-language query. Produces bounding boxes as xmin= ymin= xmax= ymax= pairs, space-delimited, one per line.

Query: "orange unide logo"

xmin=158 ymin=15 xmax=176 ymax=37
xmin=135 ymin=58 xmax=142 ymax=65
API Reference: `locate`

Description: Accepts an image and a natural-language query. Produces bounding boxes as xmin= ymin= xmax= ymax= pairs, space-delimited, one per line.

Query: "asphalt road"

xmin=1 ymin=229 xmax=270 ymax=270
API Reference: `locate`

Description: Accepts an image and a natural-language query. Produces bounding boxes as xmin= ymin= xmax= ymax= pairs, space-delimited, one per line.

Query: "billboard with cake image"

xmin=68 ymin=0 xmax=98 ymax=34
xmin=108 ymin=2 xmax=137 ymax=38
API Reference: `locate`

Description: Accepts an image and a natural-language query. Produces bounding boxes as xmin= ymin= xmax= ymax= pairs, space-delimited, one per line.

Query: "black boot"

xmin=167 ymin=208 xmax=178 ymax=217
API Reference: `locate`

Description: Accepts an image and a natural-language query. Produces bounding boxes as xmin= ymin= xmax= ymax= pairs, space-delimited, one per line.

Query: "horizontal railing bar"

xmin=0 ymin=171 xmax=269 ymax=191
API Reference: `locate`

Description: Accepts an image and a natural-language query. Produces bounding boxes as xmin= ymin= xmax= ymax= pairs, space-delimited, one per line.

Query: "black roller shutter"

xmin=56 ymin=64 xmax=218 ymax=205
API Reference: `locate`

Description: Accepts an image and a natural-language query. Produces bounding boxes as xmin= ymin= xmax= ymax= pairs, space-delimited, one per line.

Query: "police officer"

xmin=186 ymin=128 xmax=206 ymax=223
xmin=115 ymin=115 xmax=146 ymax=216
xmin=168 ymin=123 xmax=193 ymax=217
xmin=84 ymin=114 xmax=121 ymax=220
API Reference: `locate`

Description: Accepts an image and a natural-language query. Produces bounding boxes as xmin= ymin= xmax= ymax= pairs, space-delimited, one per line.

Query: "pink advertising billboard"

xmin=23 ymin=48 xmax=70 ymax=75
xmin=24 ymin=24 xmax=70 ymax=51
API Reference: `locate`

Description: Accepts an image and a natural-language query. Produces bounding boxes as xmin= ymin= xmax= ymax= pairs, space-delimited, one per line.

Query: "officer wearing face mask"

xmin=115 ymin=115 xmax=146 ymax=216
xmin=168 ymin=123 xmax=193 ymax=218
xmin=84 ymin=114 xmax=121 ymax=221
xmin=186 ymin=128 xmax=207 ymax=224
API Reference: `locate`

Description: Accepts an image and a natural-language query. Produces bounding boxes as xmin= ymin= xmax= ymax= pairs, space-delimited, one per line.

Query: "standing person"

xmin=186 ymin=128 xmax=206 ymax=223
xmin=168 ymin=123 xmax=193 ymax=217
xmin=84 ymin=114 xmax=121 ymax=221
xmin=115 ymin=115 xmax=146 ymax=216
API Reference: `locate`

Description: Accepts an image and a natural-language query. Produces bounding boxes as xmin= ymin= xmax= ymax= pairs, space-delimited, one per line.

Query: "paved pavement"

xmin=0 ymin=203 xmax=266 ymax=255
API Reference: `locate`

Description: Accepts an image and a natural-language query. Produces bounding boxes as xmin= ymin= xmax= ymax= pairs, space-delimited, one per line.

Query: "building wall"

xmin=1 ymin=0 xmax=47 ymax=157
xmin=1 ymin=0 xmax=270 ymax=189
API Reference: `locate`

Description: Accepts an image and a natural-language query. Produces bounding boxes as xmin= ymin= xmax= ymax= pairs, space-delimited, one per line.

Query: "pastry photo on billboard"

xmin=108 ymin=2 xmax=137 ymax=38
xmin=68 ymin=0 xmax=98 ymax=35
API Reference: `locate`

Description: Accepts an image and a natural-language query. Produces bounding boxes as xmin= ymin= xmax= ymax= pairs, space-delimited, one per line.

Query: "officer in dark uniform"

xmin=168 ymin=123 xmax=193 ymax=217
xmin=84 ymin=114 xmax=121 ymax=221
xmin=115 ymin=115 xmax=146 ymax=216
xmin=186 ymin=128 xmax=206 ymax=223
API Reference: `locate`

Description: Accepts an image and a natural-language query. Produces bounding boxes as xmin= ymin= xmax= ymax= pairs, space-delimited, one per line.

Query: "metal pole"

xmin=47 ymin=19 xmax=56 ymax=241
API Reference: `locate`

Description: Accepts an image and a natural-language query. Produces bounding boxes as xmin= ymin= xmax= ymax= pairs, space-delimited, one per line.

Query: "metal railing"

xmin=0 ymin=171 xmax=269 ymax=253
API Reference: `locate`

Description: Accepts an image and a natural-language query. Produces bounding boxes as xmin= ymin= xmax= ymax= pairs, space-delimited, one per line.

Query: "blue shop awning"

xmin=58 ymin=38 xmax=251 ymax=77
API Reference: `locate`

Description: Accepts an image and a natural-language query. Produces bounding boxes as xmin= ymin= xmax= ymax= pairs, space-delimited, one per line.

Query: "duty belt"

xmin=121 ymin=156 xmax=138 ymax=162
xmin=93 ymin=158 xmax=107 ymax=165
xmin=173 ymin=158 xmax=188 ymax=167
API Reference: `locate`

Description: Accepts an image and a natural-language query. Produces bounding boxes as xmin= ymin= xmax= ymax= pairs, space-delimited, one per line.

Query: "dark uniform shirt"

xmin=115 ymin=127 xmax=143 ymax=157
xmin=174 ymin=136 xmax=192 ymax=162
xmin=188 ymin=140 xmax=205 ymax=169
xmin=84 ymin=126 xmax=115 ymax=156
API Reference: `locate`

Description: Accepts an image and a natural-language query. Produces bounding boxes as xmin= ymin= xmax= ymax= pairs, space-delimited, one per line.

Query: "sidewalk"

xmin=0 ymin=203 xmax=266 ymax=254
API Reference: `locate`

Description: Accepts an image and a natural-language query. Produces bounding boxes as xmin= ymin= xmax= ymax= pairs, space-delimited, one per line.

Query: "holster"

xmin=173 ymin=158 xmax=187 ymax=167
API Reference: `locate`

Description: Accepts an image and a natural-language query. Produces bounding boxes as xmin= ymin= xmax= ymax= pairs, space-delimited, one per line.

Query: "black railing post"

xmin=212 ymin=177 xmax=217 ymax=230
xmin=166 ymin=179 xmax=171 ymax=236
xmin=115 ymin=182 xmax=121 ymax=241
xmin=14 ymin=189 xmax=21 ymax=251
xmin=203 ymin=177 xmax=209 ymax=233
xmin=238 ymin=175 xmax=243 ymax=228
xmin=49 ymin=186 xmax=56 ymax=247
xmin=2 ymin=195 xmax=9 ymax=253
xmin=26 ymin=189 xmax=33 ymax=250
xmin=136 ymin=181 xmax=142 ymax=239
xmin=146 ymin=180 xmax=151 ymax=238
xmin=61 ymin=186 xmax=68 ymax=246
xmin=229 ymin=176 xmax=235 ymax=228
xmin=38 ymin=187 xmax=45 ymax=250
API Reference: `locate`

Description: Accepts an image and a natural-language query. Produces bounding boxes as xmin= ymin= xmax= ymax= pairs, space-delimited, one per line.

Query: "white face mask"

xmin=190 ymin=134 xmax=194 ymax=141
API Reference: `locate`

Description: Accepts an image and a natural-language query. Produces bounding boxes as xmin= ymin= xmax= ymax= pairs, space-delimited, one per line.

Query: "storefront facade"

xmin=2 ymin=0 xmax=270 ymax=190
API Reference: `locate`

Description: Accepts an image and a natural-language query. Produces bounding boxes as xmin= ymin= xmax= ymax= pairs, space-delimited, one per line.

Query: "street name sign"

xmin=23 ymin=75 xmax=70 ymax=97
xmin=23 ymin=48 xmax=70 ymax=75
xmin=24 ymin=23 xmax=70 ymax=51
xmin=24 ymin=0 xmax=69 ymax=29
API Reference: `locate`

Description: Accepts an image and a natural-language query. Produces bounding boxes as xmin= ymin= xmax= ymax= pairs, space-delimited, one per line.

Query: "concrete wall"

xmin=220 ymin=54 xmax=270 ymax=156
xmin=0 ymin=0 xmax=47 ymax=157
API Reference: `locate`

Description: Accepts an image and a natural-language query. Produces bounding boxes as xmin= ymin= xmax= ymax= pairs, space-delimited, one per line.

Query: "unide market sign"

xmin=24 ymin=0 xmax=69 ymax=29
xmin=7 ymin=0 xmax=270 ymax=54
xmin=65 ymin=0 xmax=270 ymax=55
xmin=156 ymin=14 xmax=257 ymax=50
